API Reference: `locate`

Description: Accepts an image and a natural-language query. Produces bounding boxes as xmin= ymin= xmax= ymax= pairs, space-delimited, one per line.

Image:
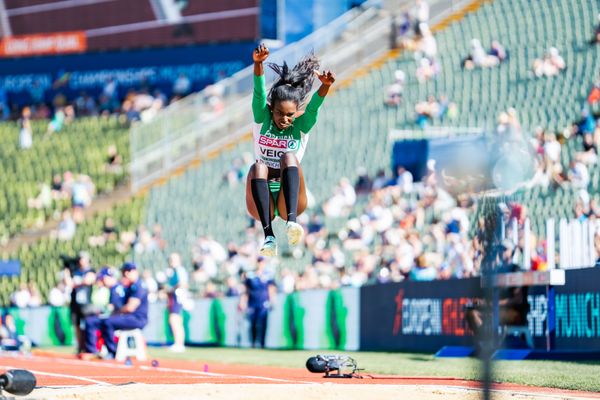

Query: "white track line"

xmin=138 ymin=365 xmax=316 ymax=385
xmin=3 ymin=365 xmax=112 ymax=386
xmin=18 ymin=355 xmax=315 ymax=384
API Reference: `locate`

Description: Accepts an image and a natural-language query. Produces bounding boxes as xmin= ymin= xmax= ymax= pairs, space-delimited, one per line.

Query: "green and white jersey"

xmin=252 ymin=74 xmax=325 ymax=169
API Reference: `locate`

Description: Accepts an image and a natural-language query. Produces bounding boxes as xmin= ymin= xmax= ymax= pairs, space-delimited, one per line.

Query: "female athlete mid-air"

xmin=246 ymin=44 xmax=336 ymax=256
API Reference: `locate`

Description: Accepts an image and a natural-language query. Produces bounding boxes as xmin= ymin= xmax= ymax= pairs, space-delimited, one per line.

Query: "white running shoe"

xmin=286 ymin=221 xmax=304 ymax=246
xmin=259 ymin=235 xmax=278 ymax=257
xmin=168 ymin=344 xmax=185 ymax=353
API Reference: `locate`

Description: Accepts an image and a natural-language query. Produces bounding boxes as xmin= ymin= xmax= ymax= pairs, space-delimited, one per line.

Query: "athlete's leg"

xmin=277 ymin=153 xmax=307 ymax=245
xmin=246 ymin=162 xmax=275 ymax=229
xmin=246 ymin=162 xmax=277 ymax=256
xmin=277 ymin=154 xmax=307 ymax=219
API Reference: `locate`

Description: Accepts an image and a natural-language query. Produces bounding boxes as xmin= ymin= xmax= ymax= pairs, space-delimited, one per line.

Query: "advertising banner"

xmin=7 ymin=269 xmax=599 ymax=353
xmin=360 ymin=269 xmax=600 ymax=352
xmin=0 ymin=32 xmax=86 ymax=57
xmin=360 ymin=278 xmax=481 ymax=351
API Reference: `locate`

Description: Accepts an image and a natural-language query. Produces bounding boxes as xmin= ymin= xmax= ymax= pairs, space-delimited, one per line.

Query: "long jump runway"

xmin=0 ymin=352 xmax=598 ymax=400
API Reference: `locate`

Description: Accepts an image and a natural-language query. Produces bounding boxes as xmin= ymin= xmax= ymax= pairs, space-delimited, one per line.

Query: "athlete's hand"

xmin=253 ymin=44 xmax=269 ymax=63
xmin=315 ymin=70 xmax=336 ymax=86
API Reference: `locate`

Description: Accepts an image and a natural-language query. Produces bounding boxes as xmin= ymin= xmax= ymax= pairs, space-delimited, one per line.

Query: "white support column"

xmin=571 ymin=220 xmax=581 ymax=269
xmin=559 ymin=218 xmax=568 ymax=269
xmin=523 ymin=218 xmax=531 ymax=270
xmin=581 ymin=220 xmax=589 ymax=268
xmin=546 ymin=218 xmax=555 ymax=269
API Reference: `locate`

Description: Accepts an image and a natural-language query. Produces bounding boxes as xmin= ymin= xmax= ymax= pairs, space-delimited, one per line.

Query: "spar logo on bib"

xmin=259 ymin=135 xmax=299 ymax=151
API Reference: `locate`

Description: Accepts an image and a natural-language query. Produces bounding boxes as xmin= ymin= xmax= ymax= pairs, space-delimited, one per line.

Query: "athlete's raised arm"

xmin=253 ymin=44 xmax=269 ymax=76
xmin=315 ymin=70 xmax=336 ymax=97
xmin=252 ymin=44 xmax=270 ymax=123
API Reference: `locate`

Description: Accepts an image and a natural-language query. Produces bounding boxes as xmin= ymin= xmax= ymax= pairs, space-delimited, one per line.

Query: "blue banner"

xmin=360 ymin=268 xmax=600 ymax=352
xmin=0 ymin=42 xmax=255 ymax=105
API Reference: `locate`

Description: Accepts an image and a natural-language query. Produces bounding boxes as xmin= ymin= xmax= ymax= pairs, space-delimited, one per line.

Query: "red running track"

xmin=0 ymin=351 xmax=598 ymax=399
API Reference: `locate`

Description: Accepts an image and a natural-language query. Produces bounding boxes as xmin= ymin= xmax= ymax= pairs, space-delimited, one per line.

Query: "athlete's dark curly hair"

xmin=268 ymin=53 xmax=320 ymax=107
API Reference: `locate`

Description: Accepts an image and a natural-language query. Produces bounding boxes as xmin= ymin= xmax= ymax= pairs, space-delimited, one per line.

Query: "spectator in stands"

xmin=417 ymin=24 xmax=437 ymax=60
xmin=395 ymin=165 xmax=414 ymax=193
xmin=354 ymin=167 xmax=372 ymax=195
xmin=165 ymin=253 xmax=189 ymax=353
xmin=543 ymin=132 xmax=561 ymax=166
xmin=412 ymin=0 xmax=429 ymax=36
xmin=572 ymin=108 xmax=597 ymax=136
xmin=46 ymin=107 xmax=66 ymax=136
xmin=415 ymin=95 xmax=440 ymax=128
xmin=88 ymin=218 xmax=118 ymax=247
xmin=10 ymin=283 xmax=31 ymax=308
xmin=105 ymin=145 xmax=123 ymax=174
xmin=489 ymin=40 xmax=508 ymax=63
xmin=495 ymin=108 xmax=522 ymax=139
xmin=567 ymin=159 xmax=590 ymax=189
xmin=27 ymin=282 xmax=42 ymax=307
xmin=588 ymin=80 xmax=600 ymax=106
xmin=173 ymin=73 xmax=192 ymax=97
xmin=225 ymin=276 xmax=241 ymax=297
xmin=140 ymin=97 xmax=165 ymax=123
xmin=576 ymin=133 xmax=598 ymax=165
xmin=27 ymin=182 xmax=52 ymax=210
xmin=384 ymin=70 xmax=405 ymax=107
xmin=323 ymin=177 xmax=357 ymax=217
xmin=372 ymin=169 xmax=389 ymax=190
xmin=102 ymin=78 xmax=119 ymax=102
xmin=463 ymin=39 xmax=500 ymax=70
xmin=121 ymin=99 xmax=140 ymax=123
xmin=206 ymin=83 xmax=225 ymax=113
xmin=239 ymin=257 xmax=276 ymax=348
xmin=99 ymin=262 xmax=149 ymax=359
xmin=532 ymin=47 xmax=565 ymax=78
xmin=48 ymin=282 xmax=70 ymax=307
xmin=415 ymin=57 xmax=439 ymax=83
xmin=71 ymin=174 xmax=94 ymax=210
xmin=56 ymin=210 xmax=76 ymax=241
xmin=409 ymin=254 xmax=437 ymax=281
xmin=18 ymin=106 xmax=33 ymax=150
xmin=82 ymin=267 xmax=126 ymax=357
xmin=393 ymin=11 xmax=412 ymax=43
xmin=75 ymin=92 xmax=98 ymax=116
xmin=51 ymin=174 xmax=66 ymax=200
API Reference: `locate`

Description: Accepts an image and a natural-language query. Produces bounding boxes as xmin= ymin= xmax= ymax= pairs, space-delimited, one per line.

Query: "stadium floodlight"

xmin=305 ymin=355 xmax=361 ymax=378
xmin=0 ymin=369 xmax=36 ymax=396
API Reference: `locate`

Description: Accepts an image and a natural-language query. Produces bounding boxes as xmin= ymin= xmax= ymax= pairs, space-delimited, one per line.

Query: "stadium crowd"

xmin=5 ymin=1 xmax=600 ymax=308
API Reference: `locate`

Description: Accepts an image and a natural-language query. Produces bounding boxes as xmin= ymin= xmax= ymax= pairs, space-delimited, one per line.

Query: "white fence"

xmin=504 ymin=217 xmax=596 ymax=270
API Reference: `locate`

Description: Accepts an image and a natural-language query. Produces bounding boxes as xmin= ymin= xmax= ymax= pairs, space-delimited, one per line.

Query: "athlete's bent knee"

xmin=251 ymin=161 xmax=269 ymax=178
